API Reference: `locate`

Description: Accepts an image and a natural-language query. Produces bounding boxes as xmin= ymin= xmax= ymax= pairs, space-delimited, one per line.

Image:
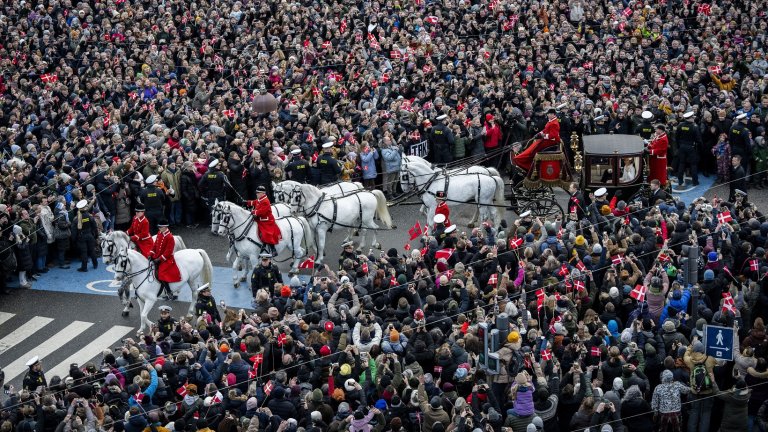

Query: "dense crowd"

xmin=1 ymin=0 xmax=768 ymax=430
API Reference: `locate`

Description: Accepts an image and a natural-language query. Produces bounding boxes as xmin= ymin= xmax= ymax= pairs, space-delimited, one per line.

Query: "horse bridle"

xmin=211 ymin=203 xmax=224 ymax=231
xmin=218 ymin=207 xmax=254 ymax=242
xmin=101 ymin=237 xmax=117 ymax=262
xmin=113 ymin=251 xmax=155 ymax=287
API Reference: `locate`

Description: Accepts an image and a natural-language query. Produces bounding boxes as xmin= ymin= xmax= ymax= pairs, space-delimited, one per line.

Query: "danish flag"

xmin=312 ymin=87 xmax=321 ymax=97
xmin=134 ymin=392 xmax=144 ymax=404
xmin=591 ymin=346 xmax=602 ymax=357
xmin=340 ymin=19 xmax=347 ymax=33
xmin=382 ymin=72 xmax=391 ymax=83
xmin=322 ymin=41 xmax=332 ymax=50
xmin=390 ymin=50 xmax=401 ymax=60
xmin=708 ymin=65 xmax=722 ymax=75
xmin=509 ymin=237 xmax=523 ymax=249
xmin=277 ymin=333 xmax=287 ymax=347
xmin=549 ymin=315 xmax=562 ymax=334
xmin=40 ymin=73 xmax=58 ymax=83
xmin=409 ymin=221 xmax=423 ymax=240
xmin=611 ymin=254 xmax=624 ymax=265
xmin=223 ymin=109 xmax=235 ymax=118
xmin=751 ymin=259 xmax=760 ymax=272
xmin=488 ymin=273 xmax=498 ymax=286
xmin=630 ymin=284 xmax=648 ymax=302
xmin=722 ymin=292 xmax=736 ymax=314
xmin=425 ymin=16 xmax=439 ymax=25
xmin=299 ymin=256 xmax=315 ymax=269
xmin=558 ymin=264 xmax=570 ymax=277
xmin=574 ymin=280 xmax=586 ymax=293
xmin=697 ymin=3 xmax=711 ymax=15
xmin=176 ymin=384 xmax=188 ymax=397
xmin=435 ymin=248 xmax=454 ymax=260
xmin=717 ymin=211 xmax=733 ymax=224
xmin=658 ymin=252 xmax=670 ymax=263
xmin=129 ymin=92 xmax=138 ymax=100
xmin=576 ymin=261 xmax=586 ymax=272
xmin=623 ymin=7 xmax=633 ymax=16
xmin=541 ymin=349 xmax=552 ymax=361
xmin=164 ymin=82 xmax=171 ymax=94
xmin=362 ymin=263 xmax=369 ymax=273
xmin=263 ymin=380 xmax=274 ymax=395
xmin=583 ymin=61 xmax=593 ymax=69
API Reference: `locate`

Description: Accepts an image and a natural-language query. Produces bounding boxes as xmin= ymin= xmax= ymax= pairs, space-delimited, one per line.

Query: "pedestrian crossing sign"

xmin=703 ymin=324 xmax=734 ymax=361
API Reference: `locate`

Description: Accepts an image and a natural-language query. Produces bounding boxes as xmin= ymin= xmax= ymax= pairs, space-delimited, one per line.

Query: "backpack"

xmin=507 ymin=349 xmax=524 ymax=376
xmin=690 ymin=360 xmax=712 ymax=392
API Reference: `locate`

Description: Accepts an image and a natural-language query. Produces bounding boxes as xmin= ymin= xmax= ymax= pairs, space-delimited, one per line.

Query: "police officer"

xmin=729 ymin=113 xmax=751 ymax=159
xmin=674 ymin=111 xmax=702 ymax=190
xmin=251 ymin=253 xmax=283 ymax=299
xmin=317 ymin=141 xmax=341 ymax=184
xmin=22 ymin=356 xmax=46 ymax=391
xmin=634 ymin=110 xmax=655 ymax=139
xmin=138 ymin=175 xmax=166 ymax=233
xmin=429 ymin=114 xmax=455 ymax=165
xmin=194 ymin=283 xmax=221 ymax=324
xmin=284 ymin=149 xmax=309 ymax=183
xmin=156 ymin=305 xmax=176 ymax=339
xmin=338 ymin=240 xmax=359 ymax=270
xmin=432 ymin=213 xmax=447 ymax=240
xmin=73 ymin=199 xmax=98 ymax=272
xmin=198 ymin=160 xmax=228 ymax=216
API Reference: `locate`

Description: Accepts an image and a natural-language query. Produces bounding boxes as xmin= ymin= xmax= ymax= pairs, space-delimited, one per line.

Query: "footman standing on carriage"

xmin=646 ymin=124 xmax=669 ymax=187
xmin=126 ymin=205 xmax=154 ymax=257
xmin=194 ymin=283 xmax=221 ymax=324
xmin=148 ymin=218 xmax=181 ymax=301
xmin=513 ymin=108 xmax=561 ymax=173
xmin=245 ymin=186 xmax=281 ymax=257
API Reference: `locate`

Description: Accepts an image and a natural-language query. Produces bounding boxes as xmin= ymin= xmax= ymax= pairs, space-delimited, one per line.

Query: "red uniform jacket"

xmin=246 ymin=196 xmax=282 ymax=245
xmin=126 ymin=216 xmax=154 ymax=257
xmin=513 ymin=118 xmax=561 ymax=171
xmin=647 ymin=133 xmax=669 ymax=186
xmin=148 ymin=230 xmax=181 ymax=283
xmin=435 ymin=202 xmax=451 ymax=227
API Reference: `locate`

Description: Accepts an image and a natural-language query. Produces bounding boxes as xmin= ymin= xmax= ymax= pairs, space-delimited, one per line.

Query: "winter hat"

xmin=593 ymin=244 xmax=603 ymax=254
xmin=246 ymin=397 xmax=258 ymax=410
xmin=515 ymin=372 xmax=528 ymax=386
xmin=662 ymin=319 xmax=676 ymax=333
xmin=319 ymin=345 xmax=331 ymax=356
xmin=311 ymin=389 xmax=323 ymax=402
xmin=602 ymin=425 xmax=613 ymax=432
xmin=332 ymin=388 xmax=345 ymax=401
xmin=344 ymin=378 xmax=356 ymax=392
xmin=708 ymin=251 xmax=718 ymax=262
xmin=390 ymin=329 xmax=400 ymax=342
xmin=693 ymin=341 xmax=705 ymax=354
xmin=310 ymin=411 xmax=322 ymax=423
xmin=704 ymin=269 xmax=714 ymax=281
xmin=340 ymin=364 xmax=352 ymax=375
xmin=527 ymin=425 xmax=537 ymax=432
xmin=532 ymin=416 xmax=544 ymax=429
xmin=430 ymin=396 xmax=441 ymax=409
xmin=695 ymin=318 xmax=707 ymax=337
xmin=375 ymin=399 xmax=388 ymax=410
xmin=281 ymin=286 xmax=292 ymax=297
xmin=609 ymin=287 xmax=619 ymax=299
xmin=575 ymin=235 xmax=586 ymax=246
xmin=507 ymin=331 xmax=521 ymax=343
xmin=337 ymin=402 xmax=350 ymax=415
xmin=227 ymin=373 xmax=236 ymax=387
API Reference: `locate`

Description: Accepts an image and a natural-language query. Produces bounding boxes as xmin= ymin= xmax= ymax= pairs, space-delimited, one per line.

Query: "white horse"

xmin=273 ymin=180 xmax=365 ymax=242
xmin=211 ymin=200 xmax=293 ymax=286
xmin=400 ymin=155 xmax=504 ymax=225
xmin=215 ymin=203 xmax=315 ymax=274
xmin=99 ymin=231 xmax=187 ymax=316
xmin=400 ymin=155 xmax=505 ymax=226
xmin=112 ymin=248 xmax=213 ymax=334
xmin=285 ymin=183 xmax=393 ymax=265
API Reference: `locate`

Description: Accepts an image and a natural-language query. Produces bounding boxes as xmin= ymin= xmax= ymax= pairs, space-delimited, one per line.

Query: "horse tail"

xmin=298 ymin=216 xmax=316 ymax=256
xmin=493 ymin=175 xmax=505 ymax=204
xmin=372 ymin=190 xmax=394 ymax=228
xmin=175 ymin=235 xmax=187 ymax=251
xmin=198 ymin=249 xmax=213 ymax=286
xmin=486 ymin=167 xmax=501 ymax=177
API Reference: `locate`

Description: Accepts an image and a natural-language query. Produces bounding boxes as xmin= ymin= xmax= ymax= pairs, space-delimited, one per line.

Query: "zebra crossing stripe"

xmin=47 ymin=325 xmax=134 ymax=379
xmin=1 ymin=321 xmax=94 ymax=383
xmin=0 ymin=312 xmax=15 ymax=327
xmin=0 ymin=316 xmax=54 ymax=354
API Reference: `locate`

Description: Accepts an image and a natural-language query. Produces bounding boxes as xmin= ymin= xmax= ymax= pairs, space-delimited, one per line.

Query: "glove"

xmin=535 ymin=132 xmax=543 ymax=138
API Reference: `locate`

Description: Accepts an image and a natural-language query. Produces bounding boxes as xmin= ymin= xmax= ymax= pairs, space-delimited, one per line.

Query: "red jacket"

xmin=483 ymin=122 xmax=502 ymax=149
xmin=540 ymin=118 xmax=561 ymax=145
xmin=435 ymin=202 xmax=451 ymax=227
xmin=148 ymin=230 xmax=181 ymax=283
xmin=647 ymin=133 xmax=669 ymax=186
xmin=246 ymin=196 xmax=282 ymax=245
xmin=126 ymin=216 xmax=154 ymax=257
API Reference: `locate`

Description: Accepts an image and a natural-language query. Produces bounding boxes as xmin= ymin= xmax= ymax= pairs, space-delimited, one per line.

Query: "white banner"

xmin=409 ymin=140 xmax=429 ymax=157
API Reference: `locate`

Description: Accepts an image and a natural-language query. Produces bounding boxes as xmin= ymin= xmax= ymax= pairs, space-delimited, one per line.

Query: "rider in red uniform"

xmin=434 ymin=191 xmax=451 ymax=227
xmin=148 ymin=219 xmax=181 ymax=300
xmin=126 ymin=205 xmax=154 ymax=257
xmin=647 ymin=124 xmax=669 ymax=187
xmin=513 ymin=108 xmax=561 ymax=172
xmin=245 ymin=186 xmax=281 ymax=256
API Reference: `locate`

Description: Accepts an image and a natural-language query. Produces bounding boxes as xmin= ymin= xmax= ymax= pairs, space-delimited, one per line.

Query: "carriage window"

xmin=590 ymin=156 xmax=614 ymax=185
xmin=619 ymin=156 xmax=641 ymax=184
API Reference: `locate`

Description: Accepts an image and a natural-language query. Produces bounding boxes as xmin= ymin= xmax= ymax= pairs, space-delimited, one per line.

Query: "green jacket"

xmin=17 ymin=218 xmax=37 ymax=244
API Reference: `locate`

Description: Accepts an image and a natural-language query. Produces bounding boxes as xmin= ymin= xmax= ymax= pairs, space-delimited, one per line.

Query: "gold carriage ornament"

xmin=521 ymin=135 xmax=575 ymax=190
xmin=571 ymin=131 xmax=583 ymax=172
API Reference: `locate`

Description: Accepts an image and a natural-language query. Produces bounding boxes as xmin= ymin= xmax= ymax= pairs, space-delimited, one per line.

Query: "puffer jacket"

xmin=418 ymin=385 xmax=450 ymax=432
xmin=651 ymin=370 xmax=690 ymax=413
xmin=660 ymin=288 xmax=691 ymax=323
xmin=381 ymin=146 xmax=402 ymax=173
xmin=644 ymin=272 xmax=669 ymax=323
xmin=715 ymin=381 xmax=751 ymax=432
xmin=491 ymin=340 xmax=521 ymax=385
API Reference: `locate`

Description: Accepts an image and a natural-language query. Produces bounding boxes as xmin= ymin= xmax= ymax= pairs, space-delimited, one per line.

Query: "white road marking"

xmin=1 ymin=321 xmax=94 ymax=383
xmin=0 ymin=312 xmax=15 ymax=327
xmin=0 ymin=316 xmax=54 ymax=354
xmin=47 ymin=325 xmax=134 ymax=379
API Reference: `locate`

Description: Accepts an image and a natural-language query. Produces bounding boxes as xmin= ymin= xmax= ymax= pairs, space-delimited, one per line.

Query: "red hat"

xmin=319 ymin=345 xmax=331 ymax=356
xmin=414 ymin=309 xmax=425 ymax=320
xmin=281 ymin=286 xmax=292 ymax=297
xmin=324 ymin=321 xmax=334 ymax=332
xmin=485 ymin=113 xmax=494 ymax=121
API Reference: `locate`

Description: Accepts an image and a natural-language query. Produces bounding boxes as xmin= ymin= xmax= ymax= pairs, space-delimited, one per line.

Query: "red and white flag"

xmin=176 ymin=384 xmax=188 ymax=397
xmin=222 ymin=109 xmax=235 ymax=118
xmin=708 ymin=65 xmax=722 ymax=75
xmin=277 ymin=333 xmax=287 ymax=347
xmin=541 ymin=349 xmax=552 ymax=361
xmin=623 ymin=7 xmax=633 ymax=16
xmin=134 ymin=392 xmax=144 ymax=404
xmin=263 ymin=380 xmax=274 ymax=395
xmin=409 ymin=221 xmax=422 ymax=240
xmin=339 ymin=19 xmax=347 ymax=33
xmin=611 ymin=254 xmax=624 ymax=265
xmin=488 ymin=273 xmax=498 ymax=286
xmin=40 ymin=73 xmax=58 ymax=83
xmin=751 ymin=259 xmax=760 ymax=272
xmin=576 ymin=261 xmax=586 ymax=272
xmin=425 ymin=16 xmax=439 ymax=25
xmin=509 ymin=237 xmax=523 ymax=249
xmin=574 ymin=280 xmax=586 ymax=293
xmin=558 ymin=264 xmax=570 ymax=277
xmin=722 ymin=292 xmax=736 ymax=314
xmin=591 ymin=346 xmax=602 ymax=357
xmin=322 ymin=41 xmax=332 ymax=50
xmin=697 ymin=3 xmax=711 ymax=15
xmin=717 ymin=211 xmax=733 ymax=224
xmin=435 ymin=248 xmax=454 ymax=260
xmin=390 ymin=50 xmax=401 ymax=60
xmin=630 ymin=284 xmax=648 ymax=302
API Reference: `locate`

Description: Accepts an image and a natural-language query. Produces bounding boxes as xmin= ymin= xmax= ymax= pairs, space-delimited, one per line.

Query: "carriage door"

xmin=589 ymin=156 xmax=617 ymax=186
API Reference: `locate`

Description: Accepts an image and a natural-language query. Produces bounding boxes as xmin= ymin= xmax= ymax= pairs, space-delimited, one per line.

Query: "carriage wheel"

xmin=516 ymin=191 xmax=564 ymax=219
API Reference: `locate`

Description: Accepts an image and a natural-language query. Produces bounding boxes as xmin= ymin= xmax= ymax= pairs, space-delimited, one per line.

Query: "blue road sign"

xmin=704 ymin=324 xmax=734 ymax=361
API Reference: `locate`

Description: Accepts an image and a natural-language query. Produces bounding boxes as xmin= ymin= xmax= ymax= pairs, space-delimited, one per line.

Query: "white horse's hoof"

xmin=121 ymin=311 xmax=129 ymax=317
xmin=239 ymin=276 xmax=246 ymax=282
xmin=234 ymin=282 xmax=240 ymax=289
xmin=374 ymin=242 xmax=382 ymax=249
xmin=353 ymin=230 xmax=360 ymax=236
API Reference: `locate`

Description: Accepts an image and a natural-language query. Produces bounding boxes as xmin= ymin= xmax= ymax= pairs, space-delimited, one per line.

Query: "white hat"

xmin=344 ymin=378 xmax=356 ymax=392
xmin=321 ymin=142 xmax=334 ymax=149
xmin=259 ymin=252 xmax=273 ymax=259
xmin=26 ymin=356 xmax=40 ymax=367
xmin=734 ymin=189 xmax=747 ymax=196
xmin=641 ymin=110 xmax=653 ymax=119
xmin=76 ymin=199 xmax=88 ymax=209
xmin=519 ymin=210 xmax=531 ymax=218
xmin=290 ymin=148 xmax=302 ymax=155
xmin=436 ymin=114 xmax=447 ymax=121
xmin=196 ymin=283 xmax=211 ymax=293
xmin=159 ymin=305 xmax=172 ymax=312
xmin=444 ymin=225 xmax=457 ymax=234
xmin=145 ymin=174 xmax=157 ymax=184
xmin=342 ymin=241 xmax=354 ymax=248
xmin=595 ymin=187 xmax=608 ymax=197
xmin=682 ymin=111 xmax=694 ymax=119
xmin=556 ymin=103 xmax=567 ymax=110
xmin=736 ymin=112 xmax=748 ymax=120
xmin=367 ymin=23 xmax=377 ymax=32
xmin=209 ymin=159 xmax=219 ymax=169
xmin=434 ymin=214 xmax=446 ymax=224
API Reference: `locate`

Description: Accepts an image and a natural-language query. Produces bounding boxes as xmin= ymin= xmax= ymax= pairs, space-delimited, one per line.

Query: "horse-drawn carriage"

xmin=506 ymin=132 xmax=650 ymax=217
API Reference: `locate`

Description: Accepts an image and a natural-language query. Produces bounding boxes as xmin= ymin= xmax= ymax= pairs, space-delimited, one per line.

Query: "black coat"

xmin=227 ymin=157 xmax=248 ymax=202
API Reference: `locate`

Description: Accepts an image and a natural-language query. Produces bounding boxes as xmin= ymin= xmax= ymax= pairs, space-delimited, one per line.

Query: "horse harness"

xmin=297 ymin=188 xmax=369 ymax=231
xmin=220 ymin=207 xmax=300 ymax=260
